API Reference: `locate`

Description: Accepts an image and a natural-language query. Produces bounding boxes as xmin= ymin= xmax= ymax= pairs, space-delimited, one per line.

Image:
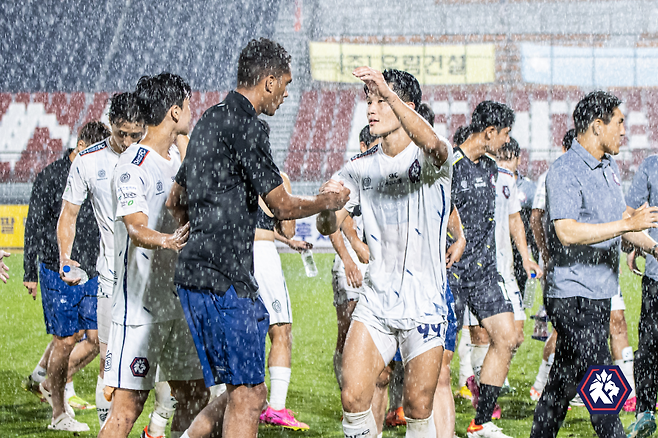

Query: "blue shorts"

xmin=40 ymin=263 xmax=98 ymax=337
xmin=445 ymin=282 xmax=457 ymax=352
xmin=177 ymin=285 xmax=270 ymax=387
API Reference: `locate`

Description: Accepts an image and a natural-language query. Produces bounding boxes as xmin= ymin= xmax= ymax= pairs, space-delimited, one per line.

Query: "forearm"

xmin=125 ymin=222 xmax=170 ymax=250
xmin=166 ymin=182 xmax=189 ymax=226
xmin=276 ymin=219 xmax=296 ymax=239
xmin=510 ymin=213 xmax=531 ymax=261
xmin=622 ymin=231 xmax=658 ymax=254
xmin=554 ymin=218 xmax=630 ymax=246
xmin=447 ymin=207 xmax=464 ymax=242
xmin=330 ymin=229 xmax=354 ymax=265
xmin=57 ymin=205 xmax=79 ymax=262
xmin=531 ymin=210 xmax=549 ymax=263
xmin=340 ymin=216 xmax=360 ymax=250
xmin=270 ymin=194 xmax=332 ymax=221
xmin=274 ymin=229 xmax=290 ymax=245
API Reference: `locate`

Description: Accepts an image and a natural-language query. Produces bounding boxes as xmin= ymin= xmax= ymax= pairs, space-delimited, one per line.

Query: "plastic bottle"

xmin=62 ymin=265 xmax=88 ymax=285
xmin=301 ymin=249 xmax=318 ymax=277
xmin=523 ymin=272 xmax=539 ymax=309
xmin=531 ymin=306 xmax=550 ymax=342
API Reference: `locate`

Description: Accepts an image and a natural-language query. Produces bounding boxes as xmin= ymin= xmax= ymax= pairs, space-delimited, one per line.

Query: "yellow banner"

xmin=309 ymin=42 xmax=495 ymax=85
xmin=0 ymin=205 xmax=28 ymax=249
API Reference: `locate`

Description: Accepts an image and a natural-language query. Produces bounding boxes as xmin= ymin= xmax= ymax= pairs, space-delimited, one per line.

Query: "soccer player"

xmin=529 ymin=91 xmax=658 ymax=438
xmin=99 ymin=73 xmax=208 ymax=438
xmin=167 ymin=38 xmax=349 ymax=438
xmin=317 ymin=66 xmax=452 ymax=438
xmin=58 ymin=92 xmax=146 ymax=426
xmin=449 ymin=101 xmax=518 ymax=438
xmin=22 ymin=121 xmax=110 ymax=432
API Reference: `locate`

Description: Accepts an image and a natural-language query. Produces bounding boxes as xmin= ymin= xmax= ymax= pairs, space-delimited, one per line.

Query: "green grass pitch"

xmin=0 ymin=252 xmax=645 ymax=437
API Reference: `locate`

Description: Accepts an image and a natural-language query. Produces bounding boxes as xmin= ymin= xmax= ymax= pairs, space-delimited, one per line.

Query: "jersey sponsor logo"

xmin=502 ymin=186 xmax=510 ymax=199
xmin=120 ymin=172 xmax=130 ymax=183
xmin=362 ymin=176 xmax=372 ymax=190
xmin=474 ymin=177 xmax=487 ymax=188
xmin=131 ymin=147 xmax=149 ymax=166
xmin=350 ymin=144 xmax=379 ymax=161
xmin=79 ymin=140 xmax=108 ymax=156
xmin=408 ymin=159 xmax=421 ymax=183
xmin=130 ymin=357 xmax=150 ymax=377
xmin=97 ymin=169 xmax=107 ymax=180
xmin=577 ymin=365 xmax=631 ymax=414
xmin=104 ymin=352 xmax=112 ymax=372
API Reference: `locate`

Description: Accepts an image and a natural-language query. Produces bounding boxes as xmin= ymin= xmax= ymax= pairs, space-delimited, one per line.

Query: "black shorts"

xmin=449 ymin=274 xmax=513 ymax=326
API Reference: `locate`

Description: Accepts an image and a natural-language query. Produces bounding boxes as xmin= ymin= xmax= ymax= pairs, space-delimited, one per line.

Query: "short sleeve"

xmin=115 ymin=164 xmax=149 ymax=218
xmin=508 ymin=181 xmax=521 ymax=215
xmin=336 ymin=160 xmax=360 ymax=214
xmin=174 ymin=159 xmax=187 ymax=189
xmin=235 ymin=120 xmax=283 ymax=196
xmin=63 ymin=155 xmax=89 ymax=205
xmin=626 ymin=157 xmax=652 ymax=210
xmin=547 ymin=165 xmax=581 ymax=221
xmin=532 ymin=173 xmax=547 ymax=210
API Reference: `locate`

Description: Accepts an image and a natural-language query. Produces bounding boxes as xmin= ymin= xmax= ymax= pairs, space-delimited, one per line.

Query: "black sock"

xmin=475 ymin=383 xmax=502 ymax=425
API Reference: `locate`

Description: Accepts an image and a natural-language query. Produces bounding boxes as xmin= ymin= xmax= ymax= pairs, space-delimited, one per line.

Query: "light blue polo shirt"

xmin=545 ymin=140 xmax=626 ymax=299
xmin=626 ymin=154 xmax=658 ymax=282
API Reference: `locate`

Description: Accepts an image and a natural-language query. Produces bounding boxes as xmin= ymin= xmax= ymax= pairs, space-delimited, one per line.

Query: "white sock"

xmin=616 ymin=346 xmax=636 ymax=397
xmin=343 ymin=408 xmax=378 ymax=438
xmin=377 ymin=434 xmax=383 ymax=438
xmin=405 ymin=413 xmax=436 ymax=438
xmin=269 ymin=367 xmax=292 ymax=411
xmin=147 ymin=411 xmax=169 ymax=437
xmin=31 ymin=365 xmax=47 ymax=383
xmin=471 ymin=344 xmax=489 ymax=385
xmin=96 ymin=376 xmax=112 ymax=427
xmin=64 ymin=381 xmax=76 ymax=401
xmin=180 ymin=431 xmax=190 ymax=438
xmin=533 ymin=357 xmax=553 ymax=392
xmin=458 ymin=329 xmax=473 ymax=387
xmin=334 ymin=351 xmax=343 ymax=390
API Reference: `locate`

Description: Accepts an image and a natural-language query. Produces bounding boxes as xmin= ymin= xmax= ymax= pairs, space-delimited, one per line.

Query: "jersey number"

xmin=417 ymin=324 xmax=441 ymax=339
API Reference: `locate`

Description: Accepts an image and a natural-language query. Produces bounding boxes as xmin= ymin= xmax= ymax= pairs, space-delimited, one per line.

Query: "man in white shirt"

xmin=99 ymin=73 xmax=207 ymax=438
xmin=317 ymin=67 xmax=451 ymax=438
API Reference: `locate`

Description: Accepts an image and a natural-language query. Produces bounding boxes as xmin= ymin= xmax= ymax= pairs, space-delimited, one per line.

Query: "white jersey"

xmin=532 ymin=171 xmax=547 ymax=211
xmin=337 ymin=141 xmax=453 ymax=329
xmin=112 ymin=144 xmax=183 ymax=325
xmin=63 ymin=138 xmax=120 ymax=292
xmin=495 ymin=167 xmax=521 ymax=288
xmin=332 ymin=212 xmax=368 ymax=276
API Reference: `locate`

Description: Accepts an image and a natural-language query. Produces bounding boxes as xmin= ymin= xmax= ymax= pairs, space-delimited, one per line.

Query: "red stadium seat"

xmin=82 ymin=92 xmax=108 ymax=125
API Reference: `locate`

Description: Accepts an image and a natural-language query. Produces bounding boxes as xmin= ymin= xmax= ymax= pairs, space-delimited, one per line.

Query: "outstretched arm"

xmin=166 ymin=182 xmax=189 ymax=227
xmin=264 ymin=180 xmax=349 ymax=221
xmin=122 ymin=212 xmax=189 ymax=252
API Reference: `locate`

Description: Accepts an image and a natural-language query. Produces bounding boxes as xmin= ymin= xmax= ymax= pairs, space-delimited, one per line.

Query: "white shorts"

xmin=332 ymin=273 xmax=361 ymax=306
xmin=104 ymin=318 xmax=203 ymax=390
xmin=463 ymin=305 xmax=478 ymax=327
xmin=505 ymin=279 xmax=526 ymax=321
xmin=351 ymin=300 xmax=446 ymax=366
xmin=611 ymin=288 xmax=626 ymax=312
xmin=97 ymin=295 xmax=112 ymax=344
xmin=254 ymin=241 xmax=292 ymax=325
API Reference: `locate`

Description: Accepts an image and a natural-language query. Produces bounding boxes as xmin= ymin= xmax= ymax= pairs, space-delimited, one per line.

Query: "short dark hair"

xmin=417 ymin=103 xmax=435 ymax=127
xmin=78 ymin=121 xmax=110 ymax=145
xmin=108 ymin=92 xmax=144 ymax=126
xmin=470 ymin=101 xmax=515 ymax=134
xmin=497 ymin=137 xmax=520 ymax=161
xmin=237 ymin=38 xmax=291 ymax=88
xmin=135 ymin=73 xmax=191 ymax=126
xmin=364 ymin=69 xmax=422 ymax=109
xmin=359 ymin=125 xmax=377 ymax=146
xmin=573 ymin=91 xmax=622 ymax=135
xmin=562 ymin=128 xmax=576 ymax=151
xmin=453 ymin=125 xmax=471 ymax=147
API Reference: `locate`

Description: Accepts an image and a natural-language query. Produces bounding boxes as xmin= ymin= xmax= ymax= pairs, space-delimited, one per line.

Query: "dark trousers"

xmin=635 ymin=276 xmax=658 ymax=414
xmin=529 ymin=296 xmax=625 ymax=438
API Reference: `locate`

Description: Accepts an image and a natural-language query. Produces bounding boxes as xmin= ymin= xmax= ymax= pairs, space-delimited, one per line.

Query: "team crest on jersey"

xmin=120 ymin=172 xmax=130 ymax=183
xmin=461 ymin=180 xmax=468 ymax=189
xmin=272 ymin=300 xmax=282 ymax=313
xmin=131 ymin=147 xmax=149 ymax=166
xmin=452 ymin=150 xmax=464 ymax=166
xmin=577 ymin=365 xmax=631 ymax=414
xmin=362 ymin=176 xmax=372 ymax=190
xmin=97 ymin=169 xmax=106 ymax=180
xmin=156 ymin=181 xmax=164 ymax=194
xmin=130 ymin=357 xmax=150 ymax=377
xmin=502 ymin=186 xmax=510 ymax=199
xmin=408 ymin=159 xmax=421 ymax=183
xmin=612 ymin=172 xmax=621 ymax=186
xmin=104 ymin=353 xmax=112 ymax=372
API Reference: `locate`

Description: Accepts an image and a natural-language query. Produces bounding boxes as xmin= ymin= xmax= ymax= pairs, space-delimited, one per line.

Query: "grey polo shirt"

xmin=545 ymin=140 xmax=626 ymax=300
xmin=626 ymin=155 xmax=658 ymax=282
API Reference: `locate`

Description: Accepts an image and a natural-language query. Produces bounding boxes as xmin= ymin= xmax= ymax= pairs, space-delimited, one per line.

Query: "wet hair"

xmin=453 ymin=125 xmax=471 ymax=147
xmin=135 ymin=72 xmax=191 ymax=126
xmin=497 ymin=137 xmax=520 ymax=161
xmin=417 ymin=103 xmax=435 ymax=127
xmin=469 ymin=100 xmax=515 ymax=134
xmin=562 ymin=128 xmax=576 ymax=151
xmin=78 ymin=121 xmax=110 ymax=145
xmin=573 ymin=91 xmax=622 ymax=135
xmin=364 ymin=69 xmax=422 ymax=109
xmin=237 ymin=38 xmax=291 ymax=88
xmin=108 ymin=92 xmax=144 ymax=126
xmin=359 ymin=125 xmax=377 ymax=146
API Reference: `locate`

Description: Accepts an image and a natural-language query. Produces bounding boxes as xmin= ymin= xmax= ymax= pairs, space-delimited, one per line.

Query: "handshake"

xmin=318 ymin=179 xmax=350 ymax=212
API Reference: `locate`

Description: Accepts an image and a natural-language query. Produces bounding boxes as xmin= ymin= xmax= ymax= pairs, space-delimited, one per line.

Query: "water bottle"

xmin=531 ymin=306 xmax=550 ymax=341
xmin=523 ymin=272 xmax=539 ymax=309
xmin=301 ymin=249 xmax=318 ymax=277
xmin=62 ymin=265 xmax=88 ymax=285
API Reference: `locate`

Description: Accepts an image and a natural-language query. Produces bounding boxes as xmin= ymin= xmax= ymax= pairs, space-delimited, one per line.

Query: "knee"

xmin=402 ymin=393 xmax=434 ymax=419
xmin=341 ymin=386 xmax=369 ymax=413
xmin=54 ymin=335 xmax=78 ymax=349
xmin=516 ymin=330 xmax=525 ymax=350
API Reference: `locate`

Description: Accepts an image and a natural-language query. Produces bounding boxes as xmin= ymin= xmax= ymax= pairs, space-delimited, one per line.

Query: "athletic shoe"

xmin=529 ymin=386 xmax=542 ymax=402
xmin=21 ymin=375 xmax=46 ymax=402
xmin=385 ymin=407 xmax=407 ymax=427
xmin=47 ymin=413 xmax=89 ymax=432
xmin=570 ymin=393 xmax=585 ymax=407
xmin=67 ymin=394 xmax=95 ymax=410
xmin=456 ymin=385 xmax=474 ymax=401
xmin=259 ymin=406 xmax=310 ymax=431
xmin=466 ymin=419 xmax=512 ymax=438
xmin=39 ymin=382 xmax=75 ymax=418
xmin=491 ymin=404 xmax=502 ymax=420
xmin=499 ymin=380 xmax=515 ymax=396
xmin=627 ymin=411 xmax=657 ymax=438
xmin=466 ymin=375 xmax=480 ymax=410
xmin=141 ymin=426 xmax=164 ymax=438
xmin=623 ymin=396 xmax=637 ymax=412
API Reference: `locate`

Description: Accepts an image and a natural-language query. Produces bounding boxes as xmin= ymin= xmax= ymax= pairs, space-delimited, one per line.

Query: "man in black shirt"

xmin=167 ymin=38 xmax=349 ymax=438
xmin=22 ymin=121 xmax=110 ymax=432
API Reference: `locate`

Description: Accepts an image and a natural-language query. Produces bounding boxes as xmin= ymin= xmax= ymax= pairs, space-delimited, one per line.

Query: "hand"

xmin=322 ymin=185 xmax=350 ymax=212
xmin=0 ymin=250 xmax=9 ymax=283
xmin=352 ymin=67 xmax=395 ymax=102
xmin=627 ymin=249 xmax=643 ymax=276
xmin=344 ymin=260 xmax=363 ymax=288
xmin=626 ymin=202 xmax=658 ymax=233
xmin=287 ymin=239 xmax=313 ymax=253
xmin=163 ymin=222 xmax=190 ymax=252
xmin=352 ymin=240 xmax=370 ymax=264
xmin=24 ymin=281 xmax=38 ymax=300
xmin=446 ymin=237 xmax=466 ymax=269
xmin=59 ymin=258 xmax=82 ymax=286
xmin=524 ymin=259 xmax=544 ymax=279
xmin=319 ymin=179 xmax=344 ymax=195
